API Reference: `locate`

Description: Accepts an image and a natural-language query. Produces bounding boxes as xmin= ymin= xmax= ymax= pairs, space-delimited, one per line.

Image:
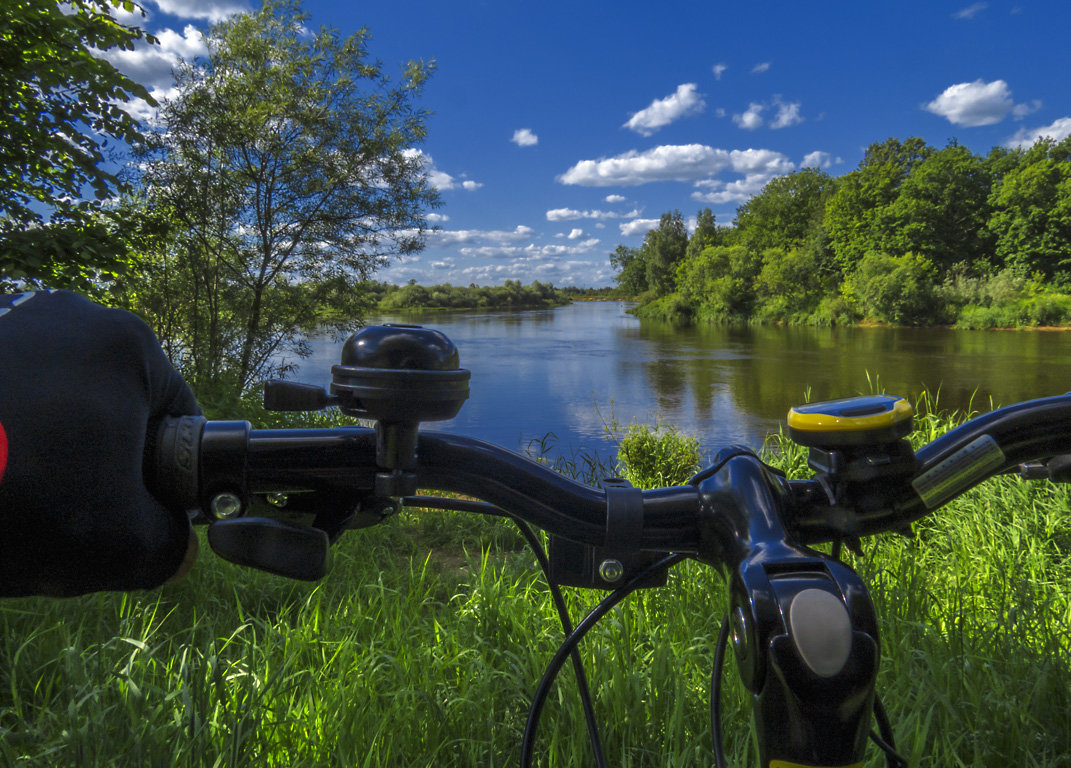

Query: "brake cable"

xmin=519 ymin=553 xmax=689 ymax=768
xmin=404 ymin=495 xmax=607 ymax=768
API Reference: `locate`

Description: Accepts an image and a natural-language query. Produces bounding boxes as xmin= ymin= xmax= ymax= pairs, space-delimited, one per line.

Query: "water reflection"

xmin=288 ymin=303 xmax=1071 ymax=459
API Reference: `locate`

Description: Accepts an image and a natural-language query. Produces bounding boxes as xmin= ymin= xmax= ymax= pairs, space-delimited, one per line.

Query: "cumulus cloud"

xmin=404 ymin=150 xmax=483 ymax=192
xmin=1012 ymin=100 xmax=1043 ymax=120
xmin=427 ymin=225 xmax=533 ymax=247
xmin=560 ymin=144 xmax=731 ymax=186
xmin=770 ymin=97 xmax=803 ymax=129
xmin=801 ymin=151 xmax=841 ymax=169
xmin=567 ymin=228 xmax=584 ymax=239
xmin=924 ymin=79 xmax=1018 ymax=127
xmin=459 ymin=239 xmax=601 ymax=260
xmin=511 ymin=128 xmax=539 ymax=147
xmin=546 ymin=207 xmax=639 ymax=221
xmin=619 ymin=219 xmax=661 ymax=237
xmin=605 ymin=194 xmax=626 ymax=203
xmin=623 ymin=83 xmax=706 ymax=136
xmin=97 ymin=23 xmax=208 ymax=119
xmin=952 ymin=2 xmax=988 ymax=19
xmin=147 ymin=0 xmax=250 ymax=22
xmin=712 ymin=63 xmax=728 ymax=80
xmin=733 ymin=102 xmax=765 ymax=130
xmin=425 ymin=213 xmax=450 ymax=224
xmin=559 ymin=144 xmax=793 ymax=193
xmin=1005 ymin=117 xmax=1071 ymax=148
xmin=751 ymin=62 xmax=771 ymax=74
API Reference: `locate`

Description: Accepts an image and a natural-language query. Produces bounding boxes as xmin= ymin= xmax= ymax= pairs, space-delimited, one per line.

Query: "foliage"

xmin=125 ymin=0 xmax=437 ymax=402
xmin=735 ymin=168 xmax=834 ymax=255
xmin=988 ymin=137 xmax=1071 ymax=278
xmin=610 ymin=244 xmax=649 ymax=295
xmin=843 ymin=251 xmax=947 ymax=326
xmin=614 ymin=134 xmax=1071 ymax=328
xmin=642 ymin=211 xmax=689 ymax=297
xmin=0 ymin=0 xmax=156 ymax=292
xmin=374 ymin=280 xmax=568 ymax=310
xmin=614 ymin=423 xmax=703 ymax=489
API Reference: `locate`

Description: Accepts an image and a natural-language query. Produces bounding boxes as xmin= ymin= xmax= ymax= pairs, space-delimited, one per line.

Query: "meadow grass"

xmin=1 ymin=403 xmax=1070 ymax=766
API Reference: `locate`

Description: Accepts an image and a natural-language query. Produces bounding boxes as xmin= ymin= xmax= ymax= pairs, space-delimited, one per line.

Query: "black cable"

xmin=519 ymin=553 xmax=688 ymax=768
xmin=402 ymin=495 xmax=607 ymax=767
xmin=870 ymin=694 xmax=908 ymax=767
xmin=509 ymin=516 xmax=608 ymax=768
xmin=709 ymin=613 xmax=731 ymax=768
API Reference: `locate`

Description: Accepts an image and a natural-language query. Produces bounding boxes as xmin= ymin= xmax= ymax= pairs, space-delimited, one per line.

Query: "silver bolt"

xmin=730 ymin=606 xmax=749 ymax=657
xmin=210 ymin=492 xmax=243 ymax=520
xmin=598 ymin=558 xmax=625 ymax=583
xmin=266 ymin=493 xmax=288 ymax=508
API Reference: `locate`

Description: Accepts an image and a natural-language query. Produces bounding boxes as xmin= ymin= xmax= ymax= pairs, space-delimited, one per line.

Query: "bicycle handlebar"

xmin=151 ymin=323 xmax=1071 ymax=768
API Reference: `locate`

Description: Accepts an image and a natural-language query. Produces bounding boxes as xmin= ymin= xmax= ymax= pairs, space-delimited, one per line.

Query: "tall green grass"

xmin=1 ymin=402 xmax=1069 ymax=766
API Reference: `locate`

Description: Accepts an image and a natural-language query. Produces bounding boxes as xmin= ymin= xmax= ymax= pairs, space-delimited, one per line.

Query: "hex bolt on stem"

xmin=598 ymin=558 xmax=625 ymax=583
xmin=211 ymin=492 xmax=244 ymax=520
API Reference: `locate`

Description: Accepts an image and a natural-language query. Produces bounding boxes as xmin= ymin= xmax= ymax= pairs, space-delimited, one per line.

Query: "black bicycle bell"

xmin=330 ymin=324 xmax=470 ymax=423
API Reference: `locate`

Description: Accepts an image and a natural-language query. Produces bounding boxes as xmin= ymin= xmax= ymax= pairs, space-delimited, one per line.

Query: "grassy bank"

xmin=1 ymin=406 xmax=1069 ymax=766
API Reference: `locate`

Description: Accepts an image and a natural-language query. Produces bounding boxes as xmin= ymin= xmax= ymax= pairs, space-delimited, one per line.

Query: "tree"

xmin=685 ymin=208 xmax=725 ymax=262
xmin=734 ymin=168 xmax=835 ymax=254
xmin=609 ymin=244 xmax=648 ymax=295
xmin=987 ymin=138 xmax=1071 ymax=278
xmin=130 ymin=0 xmax=438 ymax=398
xmin=0 ymin=0 xmax=156 ymax=291
xmin=884 ymin=143 xmax=993 ymax=271
xmin=825 ymin=137 xmax=935 ymax=275
xmin=643 ymin=211 xmax=688 ymax=296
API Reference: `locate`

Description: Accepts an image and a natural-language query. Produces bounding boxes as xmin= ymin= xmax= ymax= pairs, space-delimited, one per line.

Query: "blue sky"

xmin=106 ymin=0 xmax=1071 ymax=287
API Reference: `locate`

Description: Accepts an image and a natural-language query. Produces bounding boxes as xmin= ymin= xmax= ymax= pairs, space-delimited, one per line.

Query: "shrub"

xmin=615 ymin=423 xmax=703 ymax=489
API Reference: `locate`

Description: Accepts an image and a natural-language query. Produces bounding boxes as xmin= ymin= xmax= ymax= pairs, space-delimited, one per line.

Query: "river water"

xmin=288 ymin=301 xmax=1071 ymax=461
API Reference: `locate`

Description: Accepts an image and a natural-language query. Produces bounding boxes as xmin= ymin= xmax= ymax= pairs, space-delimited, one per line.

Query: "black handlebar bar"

xmin=154 ymin=384 xmax=1071 ymax=768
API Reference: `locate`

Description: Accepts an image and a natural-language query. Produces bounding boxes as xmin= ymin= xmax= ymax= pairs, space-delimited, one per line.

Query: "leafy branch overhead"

xmin=0 ymin=0 xmax=157 ymax=290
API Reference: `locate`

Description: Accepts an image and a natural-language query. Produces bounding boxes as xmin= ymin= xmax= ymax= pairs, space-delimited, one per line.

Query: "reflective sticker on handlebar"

xmin=911 ymin=434 xmax=1005 ymax=509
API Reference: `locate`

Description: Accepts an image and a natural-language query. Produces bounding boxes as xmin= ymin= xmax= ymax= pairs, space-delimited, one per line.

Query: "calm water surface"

xmin=290 ymin=302 xmax=1071 ymax=459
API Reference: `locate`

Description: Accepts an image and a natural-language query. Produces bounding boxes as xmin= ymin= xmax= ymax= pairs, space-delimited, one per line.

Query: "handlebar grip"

xmin=154 ymin=415 xmax=206 ymax=510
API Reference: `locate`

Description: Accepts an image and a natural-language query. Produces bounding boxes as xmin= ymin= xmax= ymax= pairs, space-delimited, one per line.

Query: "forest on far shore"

xmin=610 ymin=136 xmax=1071 ymax=328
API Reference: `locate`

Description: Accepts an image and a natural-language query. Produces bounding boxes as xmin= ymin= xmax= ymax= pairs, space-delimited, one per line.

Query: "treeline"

xmin=614 ymin=136 xmax=1071 ymax=327
xmin=364 ymin=279 xmax=570 ymax=310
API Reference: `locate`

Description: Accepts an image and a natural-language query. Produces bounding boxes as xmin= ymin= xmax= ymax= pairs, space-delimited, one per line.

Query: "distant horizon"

xmin=104 ymin=0 xmax=1071 ymax=287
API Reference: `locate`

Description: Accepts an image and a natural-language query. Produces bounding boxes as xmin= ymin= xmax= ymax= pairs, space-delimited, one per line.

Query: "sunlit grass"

xmin=0 ymin=403 xmax=1069 ymax=766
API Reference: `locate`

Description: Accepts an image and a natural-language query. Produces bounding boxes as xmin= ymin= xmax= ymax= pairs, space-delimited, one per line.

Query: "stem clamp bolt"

xmin=598 ymin=558 xmax=625 ymax=583
xmin=210 ymin=492 xmax=243 ymax=520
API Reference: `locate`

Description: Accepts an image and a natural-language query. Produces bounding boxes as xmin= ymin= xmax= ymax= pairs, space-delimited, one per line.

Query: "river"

xmin=287 ymin=301 xmax=1071 ymax=461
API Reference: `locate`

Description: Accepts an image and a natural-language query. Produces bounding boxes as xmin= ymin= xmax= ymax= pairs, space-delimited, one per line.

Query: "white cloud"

xmin=770 ymin=97 xmax=803 ymax=129
xmin=546 ymin=207 xmax=639 ymax=221
xmin=623 ymin=83 xmax=706 ymax=136
xmin=459 ymin=239 xmax=601 ymax=260
xmin=567 ymin=228 xmax=584 ymax=240
xmin=404 ymin=149 xmax=483 ymax=192
xmin=559 ymin=144 xmax=731 ymax=186
xmin=1012 ymin=100 xmax=1043 ymax=120
xmin=1005 ymin=117 xmax=1071 ymax=148
xmin=605 ymin=194 xmax=626 ymax=203
xmin=952 ymin=2 xmax=988 ymax=19
xmin=426 ymin=213 xmax=450 ymax=224
xmin=692 ymin=174 xmax=775 ymax=205
xmin=98 ymin=25 xmax=208 ymax=91
xmin=801 ymin=151 xmax=841 ymax=169
xmin=924 ymin=79 xmax=1015 ymax=127
xmin=712 ymin=63 xmax=728 ymax=80
xmin=559 ymin=145 xmax=793 ymax=196
xmin=751 ymin=62 xmax=771 ymax=74
xmin=148 ymin=0 xmax=250 ymax=22
xmin=427 ymin=225 xmax=533 ymax=247
xmin=511 ymin=128 xmax=539 ymax=147
xmin=619 ymin=219 xmax=661 ymax=236
xmin=733 ymin=102 xmax=765 ymax=130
